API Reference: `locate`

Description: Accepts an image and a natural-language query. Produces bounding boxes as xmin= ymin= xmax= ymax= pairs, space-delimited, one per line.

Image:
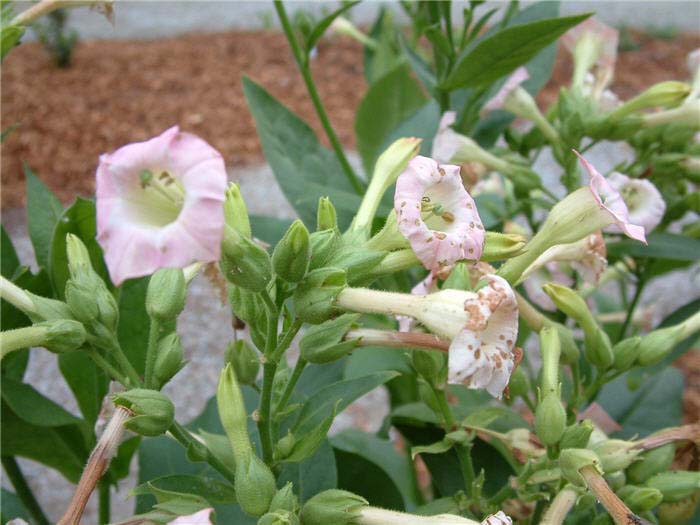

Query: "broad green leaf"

xmin=411 ymin=439 xmax=453 ymax=458
xmin=278 ymin=438 xmax=338 ymax=503
xmin=355 ymin=65 xmax=427 ymax=175
xmin=293 ymin=371 xmax=399 ymax=434
xmin=363 ymin=8 xmax=404 ymax=84
xmin=344 ymin=346 xmax=413 ymax=379
xmin=242 ymin=76 xmax=361 ymax=229
xmin=1 ymin=401 xmax=88 ymax=483
xmin=58 ymin=352 xmax=108 ymax=427
xmin=332 ymin=428 xmax=421 ymax=510
xmin=117 ymin=276 xmax=150 ymax=375
xmin=282 ymin=407 xmax=336 ymax=463
xmin=1 ymin=225 xmax=19 ymax=278
xmin=334 ymin=447 xmax=405 ymax=510
xmin=655 ymin=298 xmax=700 ymax=365
xmin=133 ymin=475 xmax=236 ymax=505
xmin=1 ymin=377 xmax=84 ymax=427
xmin=607 ymin=232 xmax=700 ymax=262
xmin=375 ymin=100 xmax=441 ymax=167
xmin=598 ymin=367 xmax=684 ymax=439
xmin=1 ymin=24 xmax=24 ymax=60
xmin=48 ymin=197 xmax=111 ymax=298
xmin=250 ymin=215 xmax=293 ymax=246
xmin=25 ymin=165 xmax=63 ymax=269
xmin=442 ymin=13 xmax=590 ymax=90
xmin=305 ymin=1 xmax=360 ymax=52
xmin=0 ymin=488 xmax=30 ymax=524
xmin=399 ymin=34 xmax=436 ymax=94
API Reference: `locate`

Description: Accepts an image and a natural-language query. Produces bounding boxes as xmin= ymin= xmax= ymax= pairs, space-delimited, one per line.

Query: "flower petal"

xmin=607 ymin=172 xmax=666 ymax=234
xmin=482 ymin=67 xmax=530 ymax=113
xmin=168 ymin=508 xmax=214 ymax=525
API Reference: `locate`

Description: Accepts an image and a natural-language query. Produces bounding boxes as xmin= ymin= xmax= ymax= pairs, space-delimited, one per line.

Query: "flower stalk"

xmin=579 ymin=465 xmax=649 ymax=525
xmin=346 ymin=328 xmax=450 ymax=352
xmin=539 ymin=487 xmax=578 ymax=525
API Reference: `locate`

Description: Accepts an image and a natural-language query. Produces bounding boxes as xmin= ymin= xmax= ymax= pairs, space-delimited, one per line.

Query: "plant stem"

xmin=258 ymin=291 xmax=280 ymax=465
xmin=1 ymin=456 xmax=50 ymax=525
xmin=617 ymin=272 xmax=646 ymax=342
xmin=86 ymin=347 xmax=130 ymax=386
xmin=433 ymin=386 xmax=475 ymax=498
xmin=274 ymin=0 xmax=364 ymax=194
xmin=168 ymin=421 xmax=236 ymax=483
xmin=143 ymin=317 xmax=161 ymax=389
xmin=272 ymin=319 xmax=303 ymax=362
xmin=104 ymin=336 xmax=142 ymax=387
xmin=98 ymin=479 xmax=110 ymax=525
xmin=275 ymin=357 xmax=307 ymax=415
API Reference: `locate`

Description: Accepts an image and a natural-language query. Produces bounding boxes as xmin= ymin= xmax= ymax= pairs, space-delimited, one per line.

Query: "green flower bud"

xmin=550 ymin=321 xmax=580 ymax=364
xmin=299 ymin=490 xmax=367 ymax=525
xmin=228 ymin=285 xmax=266 ymax=327
xmin=637 ymin=326 xmax=684 ymax=367
xmin=575 ymin=492 xmax=597 ymax=512
xmin=606 ymin=470 xmax=626 ymax=491
xmin=617 ymin=485 xmax=664 ymax=513
xmin=560 ymin=420 xmax=595 ymax=450
xmin=627 ymin=444 xmax=676 ymax=484
xmin=411 ymin=350 xmax=447 ymax=389
xmin=293 ymin=267 xmax=347 ymax=324
xmin=269 ymin=482 xmax=299 ymax=514
xmin=507 ymin=366 xmax=531 ymax=398
xmin=442 ymin=262 xmax=472 ymax=291
xmin=535 ymin=390 xmax=567 ymax=446
xmin=584 ymin=328 xmax=614 ymax=370
xmin=258 ymin=510 xmax=299 ymax=525
xmin=274 ymin=432 xmax=296 ymax=461
xmin=326 ymin=245 xmax=386 ymax=285
xmin=40 ymin=319 xmax=86 ymax=353
xmin=645 ymin=471 xmax=700 ymax=503
xmin=24 ymin=292 xmax=73 ymax=323
xmin=481 ymin=232 xmax=527 ymax=262
xmin=612 ymin=81 xmax=691 ymax=119
xmin=65 ymin=271 xmax=119 ymax=334
xmin=216 ymin=363 xmax=253 ymax=465
xmin=146 ymin=268 xmax=186 ymax=321
xmin=224 ymin=182 xmax=252 ymax=238
xmin=65 ymin=233 xmax=93 ymax=279
xmin=273 ymin=220 xmax=311 ymax=283
xmin=299 ymin=314 xmax=360 ymax=364
xmin=317 ymin=197 xmax=337 ymax=231
xmin=613 ymin=336 xmax=641 ymax=372
xmin=308 ymin=229 xmax=341 ymax=270
xmin=225 ymin=340 xmax=260 ymax=385
xmin=221 ymin=226 xmax=272 ymax=292
xmin=235 ymin=454 xmax=276 ymax=517
xmin=559 ymin=448 xmax=603 ymax=487
xmin=112 ymin=389 xmax=174 ymax=436
xmin=658 ymin=493 xmax=700 ymax=525
xmin=153 ymin=333 xmax=185 ymax=388
xmin=592 ymin=439 xmax=641 ymax=473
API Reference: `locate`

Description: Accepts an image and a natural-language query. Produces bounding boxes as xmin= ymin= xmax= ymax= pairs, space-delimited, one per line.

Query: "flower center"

xmin=126 ymin=169 xmax=186 ymax=227
xmin=421 ymin=195 xmax=455 ymax=230
xmin=619 ymin=185 xmax=641 ymax=211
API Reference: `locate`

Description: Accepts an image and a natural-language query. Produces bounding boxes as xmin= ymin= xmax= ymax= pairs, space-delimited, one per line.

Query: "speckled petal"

xmin=481 ymin=511 xmax=513 ymax=525
xmin=607 ymin=172 xmax=666 ymax=234
xmin=168 ymin=508 xmax=214 ymax=525
xmin=483 ymin=67 xmax=530 ymax=113
xmin=395 ymin=155 xmax=485 ymax=273
xmin=448 ymin=275 xmax=518 ymax=398
xmin=96 ymin=127 xmax=226 ymax=285
xmin=575 ymin=152 xmax=647 ymax=243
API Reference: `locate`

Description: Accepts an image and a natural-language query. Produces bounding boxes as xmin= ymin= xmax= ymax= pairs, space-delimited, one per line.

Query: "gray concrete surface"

xmin=13 ymin=1 xmax=700 ymax=41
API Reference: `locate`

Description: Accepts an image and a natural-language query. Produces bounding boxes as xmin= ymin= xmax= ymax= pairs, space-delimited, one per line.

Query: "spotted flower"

xmin=395 ymin=156 xmax=485 ymax=273
xmin=96 ymin=126 xmax=227 ymax=285
xmin=168 ymin=508 xmax=214 ymax=525
xmin=606 ymin=172 xmax=666 ymax=234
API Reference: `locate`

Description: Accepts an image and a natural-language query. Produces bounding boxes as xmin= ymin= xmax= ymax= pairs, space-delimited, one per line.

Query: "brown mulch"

xmin=2 ymin=29 xmax=699 ymax=208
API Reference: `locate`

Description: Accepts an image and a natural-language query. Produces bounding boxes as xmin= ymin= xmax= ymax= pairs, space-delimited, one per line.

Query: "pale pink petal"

xmin=562 ymin=18 xmax=619 ymax=72
xmin=395 ymin=156 xmax=485 ymax=273
xmin=96 ymin=127 xmax=227 ymax=285
xmin=481 ymin=511 xmax=513 ymax=525
xmin=483 ymin=67 xmax=530 ymax=113
xmin=448 ymin=275 xmax=518 ymax=398
xmin=607 ymin=172 xmax=666 ymax=234
xmin=575 ymin=152 xmax=647 ymax=243
xmin=168 ymin=508 xmax=213 ymax=525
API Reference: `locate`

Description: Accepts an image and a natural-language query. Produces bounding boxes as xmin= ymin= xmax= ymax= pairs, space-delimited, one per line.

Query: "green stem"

xmin=98 ymin=479 xmax=110 ymax=525
xmin=258 ymin=291 xmax=280 ymax=465
xmin=86 ymin=347 xmax=131 ymax=386
xmin=169 ymin=421 xmax=236 ymax=483
xmin=272 ymin=319 xmax=303 ymax=362
xmin=433 ymin=386 xmax=475 ymax=498
xmin=275 ymin=357 xmax=308 ymax=415
xmin=103 ymin=336 xmax=142 ymax=387
xmin=144 ymin=317 xmax=161 ymax=389
xmin=274 ymin=0 xmax=363 ymax=194
xmin=617 ymin=273 xmax=646 ymax=342
xmin=1 ymin=456 xmax=50 ymax=525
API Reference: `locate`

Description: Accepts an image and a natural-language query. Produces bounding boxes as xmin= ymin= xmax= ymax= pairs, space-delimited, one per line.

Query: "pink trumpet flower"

xmin=168 ymin=508 xmax=214 ymax=525
xmin=606 ymin=173 xmax=666 ymax=234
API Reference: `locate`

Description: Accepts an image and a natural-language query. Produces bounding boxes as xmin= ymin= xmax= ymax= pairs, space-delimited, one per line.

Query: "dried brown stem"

xmin=580 ymin=466 xmax=649 ymax=525
xmin=346 ymin=328 xmax=450 ymax=352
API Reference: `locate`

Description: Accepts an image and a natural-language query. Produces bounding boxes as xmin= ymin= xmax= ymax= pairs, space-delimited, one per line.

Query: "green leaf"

xmin=250 ymin=215 xmax=293 ymax=246
xmin=58 ymin=352 xmax=108 ymax=427
xmin=332 ymin=428 xmax=421 ymax=510
xmin=355 ymin=65 xmax=427 ymax=175
xmin=0 ymin=488 xmax=30 ymax=524
xmin=344 ymin=346 xmax=413 ymax=379
xmin=48 ymin=197 xmax=111 ymax=298
xmin=1 ymin=24 xmax=24 ymax=60
xmin=278 ymin=438 xmax=338 ymax=503
xmin=607 ymin=232 xmax=700 ymax=262
xmin=398 ymin=35 xmax=436 ymax=94
xmin=1 ymin=225 xmax=20 ymax=278
xmin=117 ymin=276 xmax=150 ymax=375
xmin=242 ymin=76 xmax=361 ymax=229
xmin=655 ymin=298 xmax=700 ymax=365
xmin=25 ymin=165 xmax=63 ymax=269
xmin=598 ymin=367 xmax=684 ymax=439
xmin=293 ymin=371 xmax=399 ymax=434
xmin=282 ymin=406 xmax=337 ymax=463
xmin=305 ymin=1 xmax=360 ymax=51
xmin=411 ymin=439 xmax=454 ymax=458
xmin=364 ymin=9 xmax=404 ymax=84
xmin=133 ymin=475 xmax=236 ymax=505
xmin=1 ymin=377 xmax=84 ymax=427
xmin=442 ymin=13 xmax=591 ymax=90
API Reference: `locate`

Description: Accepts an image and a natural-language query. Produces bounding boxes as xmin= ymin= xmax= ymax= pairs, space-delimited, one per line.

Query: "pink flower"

xmin=96 ymin=126 xmax=227 ymax=285
xmin=482 ymin=67 xmax=530 ymax=113
xmin=395 ymin=156 xmax=485 ymax=273
xmin=168 ymin=508 xmax=214 ymax=525
xmin=607 ymin=172 xmax=666 ymax=234
xmin=481 ymin=511 xmax=513 ymax=525
xmin=575 ymin=152 xmax=647 ymax=243
xmin=448 ymin=275 xmax=519 ymax=398
xmin=562 ymin=18 xmax=619 ymax=91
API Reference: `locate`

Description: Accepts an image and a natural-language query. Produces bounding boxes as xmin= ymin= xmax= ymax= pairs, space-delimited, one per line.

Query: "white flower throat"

xmin=132 ymin=169 xmax=186 ymax=226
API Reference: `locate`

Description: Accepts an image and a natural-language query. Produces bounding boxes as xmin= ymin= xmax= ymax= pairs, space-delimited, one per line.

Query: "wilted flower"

xmin=606 ymin=172 xmax=666 ymax=234
xmin=96 ymin=126 xmax=227 ymax=284
xmin=562 ymin=18 xmax=619 ymax=94
xmin=337 ymin=275 xmax=519 ymax=398
xmin=168 ymin=508 xmax=214 ymax=525
xmin=395 ymin=156 xmax=485 ymax=273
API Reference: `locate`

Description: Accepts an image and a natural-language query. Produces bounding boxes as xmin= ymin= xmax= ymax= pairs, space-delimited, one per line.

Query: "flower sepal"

xmin=220 ymin=225 xmax=272 ymax=293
